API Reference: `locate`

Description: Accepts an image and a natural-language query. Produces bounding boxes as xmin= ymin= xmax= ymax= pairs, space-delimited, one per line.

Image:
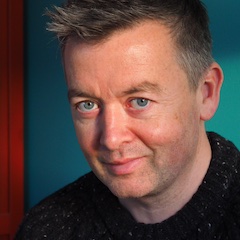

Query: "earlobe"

xmin=200 ymin=62 xmax=224 ymax=121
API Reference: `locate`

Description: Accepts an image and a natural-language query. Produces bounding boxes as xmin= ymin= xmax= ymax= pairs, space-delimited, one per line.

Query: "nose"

xmin=99 ymin=105 xmax=133 ymax=151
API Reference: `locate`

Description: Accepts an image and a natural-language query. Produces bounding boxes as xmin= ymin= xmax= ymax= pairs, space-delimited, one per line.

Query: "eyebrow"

xmin=67 ymin=89 xmax=97 ymax=102
xmin=67 ymin=81 xmax=161 ymax=101
xmin=122 ymin=81 xmax=161 ymax=96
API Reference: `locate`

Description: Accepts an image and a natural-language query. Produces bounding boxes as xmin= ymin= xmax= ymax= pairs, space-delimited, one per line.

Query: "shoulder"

xmin=206 ymin=132 xmax=240 ymax=235
xmin=15 ymin=172 xmax=108 ymax=239
xmin=223 ymin=190 xmax=240 ymax=237
xmin=207 ymin=132 xmax=239 ymax=159
xmin=29 ymin=171 xmax=100 ymax=213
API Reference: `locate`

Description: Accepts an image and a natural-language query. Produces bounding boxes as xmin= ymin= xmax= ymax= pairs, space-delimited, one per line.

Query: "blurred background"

xmin=24 ymin=0 xmax=240 ymax=211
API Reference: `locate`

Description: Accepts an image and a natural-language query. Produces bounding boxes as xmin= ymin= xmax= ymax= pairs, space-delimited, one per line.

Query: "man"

xmin=16 ymin=0 xmax=240 ymax=239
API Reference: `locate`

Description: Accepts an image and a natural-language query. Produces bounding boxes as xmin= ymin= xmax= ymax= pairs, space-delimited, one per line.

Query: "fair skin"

xmin=64 ymin=21 xmax=223 ymax=224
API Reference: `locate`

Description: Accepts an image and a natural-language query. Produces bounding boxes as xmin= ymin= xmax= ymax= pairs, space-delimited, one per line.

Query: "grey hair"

xmin=46 ymin=0 xmax=214 ymax=90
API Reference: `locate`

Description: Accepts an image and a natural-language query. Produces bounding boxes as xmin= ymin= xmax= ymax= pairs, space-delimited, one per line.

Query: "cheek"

xmin=137 ymin=117 xmax=184 ymax=147
xmin=136 ymin=106 xmax=198 ymax=158
xmin=73 ymin=119 xmax=99 ymax=155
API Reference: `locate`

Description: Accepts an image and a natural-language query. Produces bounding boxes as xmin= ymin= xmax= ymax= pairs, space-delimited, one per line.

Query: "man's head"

xmin=47 ymin=0 xmax=213 ymax=90
xmin=46 ymin=0 xmax=223 ymax=218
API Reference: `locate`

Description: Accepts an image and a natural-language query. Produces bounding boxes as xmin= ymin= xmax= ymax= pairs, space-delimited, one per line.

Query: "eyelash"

xmin=129 ymin=98 xmax=150 ymax=110
xmin=76 ymin=100 xmax=99 ymax=112
xmin=75 ymin=98 xmax=151 ymax=114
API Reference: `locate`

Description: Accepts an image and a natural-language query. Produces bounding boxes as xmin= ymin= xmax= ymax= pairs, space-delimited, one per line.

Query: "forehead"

xmin=64 ymin=20 xmax=175 ymax=59
xmin=63 ymin=20 xmax=187 ymax=95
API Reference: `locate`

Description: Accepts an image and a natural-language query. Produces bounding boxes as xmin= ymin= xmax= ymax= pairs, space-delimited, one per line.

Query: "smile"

xmin=103 ymin=157 xmax=143 ymax=176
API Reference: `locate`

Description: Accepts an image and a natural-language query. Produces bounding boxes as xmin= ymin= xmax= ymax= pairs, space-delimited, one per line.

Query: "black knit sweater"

xmin=15 ymin=132 xmax=240 ymax=239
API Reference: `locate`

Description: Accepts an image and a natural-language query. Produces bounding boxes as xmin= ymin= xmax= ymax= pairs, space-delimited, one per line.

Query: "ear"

xmin=199 ymin=62 xmax=224 ymax=121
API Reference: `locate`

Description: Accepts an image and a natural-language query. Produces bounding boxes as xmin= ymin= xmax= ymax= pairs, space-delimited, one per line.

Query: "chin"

xmin=105 ymin=179 xmax=152 ymax=199
xmin=94 ymin=169 xmax=158 ymax=199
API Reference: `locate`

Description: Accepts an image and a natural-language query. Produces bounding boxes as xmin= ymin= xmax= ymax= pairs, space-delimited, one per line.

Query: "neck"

xmin=119 ymin=131 xmax=212 ymax=224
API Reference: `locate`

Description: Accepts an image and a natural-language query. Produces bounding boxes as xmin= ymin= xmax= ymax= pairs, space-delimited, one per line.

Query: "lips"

xmin=103 ymin=157 xmax=143 ymax=175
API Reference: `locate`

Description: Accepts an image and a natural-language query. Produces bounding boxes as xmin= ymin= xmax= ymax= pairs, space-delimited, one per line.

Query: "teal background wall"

xmin=24 ymin=0 xmax=90 ymax=210
xmin=24 ymin=0 xmax=240 ymax=210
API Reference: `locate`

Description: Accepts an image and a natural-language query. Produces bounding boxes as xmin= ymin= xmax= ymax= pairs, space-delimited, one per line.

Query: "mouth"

xmin=103 ymin=157 xmax=143 ymax=176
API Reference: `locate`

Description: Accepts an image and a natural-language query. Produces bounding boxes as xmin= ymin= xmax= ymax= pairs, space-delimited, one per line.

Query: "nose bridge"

xmin=99 ymin=104 xmax=130 ymax=150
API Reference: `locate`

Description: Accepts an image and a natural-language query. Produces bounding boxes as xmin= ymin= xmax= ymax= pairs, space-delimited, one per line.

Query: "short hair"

xmin=46 ymin=0 xmax=214 ymax=90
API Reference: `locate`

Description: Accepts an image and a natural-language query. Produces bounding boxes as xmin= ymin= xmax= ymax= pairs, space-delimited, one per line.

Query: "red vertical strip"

xmin=0 ymin=0 xmax=24 ymax=238
xmin=0 ymin=0 xmax=10 ymax=231
xmin=8 ymin=0 xmax=24 ymax=238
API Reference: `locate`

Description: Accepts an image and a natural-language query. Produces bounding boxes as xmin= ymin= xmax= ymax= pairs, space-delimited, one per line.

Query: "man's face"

xmin=64 ymin=21 xmax=203 ymax=199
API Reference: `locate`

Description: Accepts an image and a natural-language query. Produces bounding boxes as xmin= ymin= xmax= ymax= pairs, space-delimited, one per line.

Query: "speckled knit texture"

xmin=15 ymin=132 xmax=240 ymax=239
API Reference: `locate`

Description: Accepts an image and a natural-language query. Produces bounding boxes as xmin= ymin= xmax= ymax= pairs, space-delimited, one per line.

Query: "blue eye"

xmin=77 ymin=101 xmax=98 ymax=112
xmin=130 ymin=98 xmax=150 ymax=109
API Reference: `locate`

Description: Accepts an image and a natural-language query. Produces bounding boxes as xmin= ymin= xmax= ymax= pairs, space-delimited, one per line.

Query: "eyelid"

xmin=75 ymin=99 xmax=100 ymax=113
xmin=128 ymin=98 xmax=151 ymax=110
